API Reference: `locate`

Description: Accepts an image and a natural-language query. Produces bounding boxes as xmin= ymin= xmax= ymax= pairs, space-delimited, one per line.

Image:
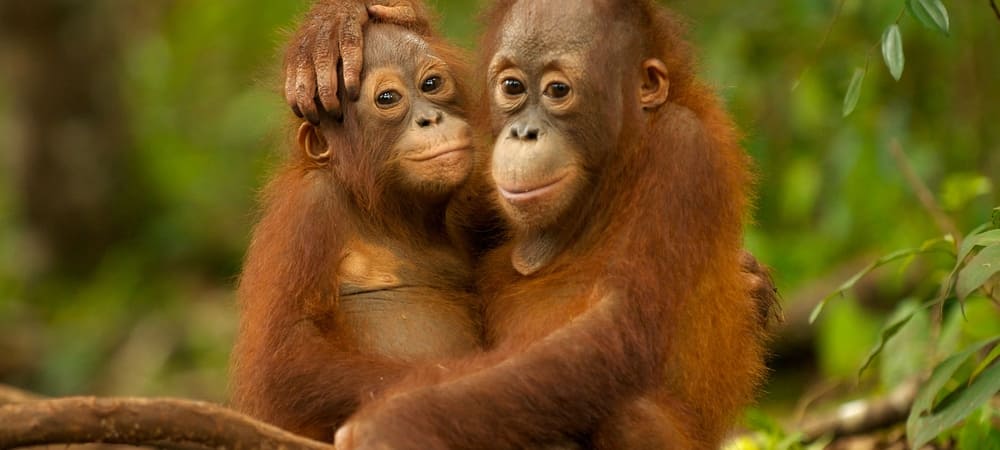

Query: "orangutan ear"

xmin=639 ymin=58 xmax=670 ymax=110
xmin=297 ymin=122 xmax=332 ymax=163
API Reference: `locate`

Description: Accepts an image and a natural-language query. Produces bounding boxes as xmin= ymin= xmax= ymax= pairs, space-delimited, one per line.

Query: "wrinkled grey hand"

xmin=284 ymin=0 xmax=432 ymax=123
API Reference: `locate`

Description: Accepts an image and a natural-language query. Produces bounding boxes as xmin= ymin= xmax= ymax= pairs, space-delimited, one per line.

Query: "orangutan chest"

xmin=484 ymin=277 xmax=596 ymax=346
xmin=336 ymin=240 xmax=480 ymax=361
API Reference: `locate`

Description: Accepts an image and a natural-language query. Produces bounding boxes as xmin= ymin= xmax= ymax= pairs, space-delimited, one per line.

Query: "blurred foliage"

xmin=0 ymin=0 xmax=997 ymax=447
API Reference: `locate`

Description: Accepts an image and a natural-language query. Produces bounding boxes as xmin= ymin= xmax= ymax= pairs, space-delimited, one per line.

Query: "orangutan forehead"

xmin=498 ymin=0 xmax=602 ymax=57
xmin=363 ymin=24 xmax=434 ymax=73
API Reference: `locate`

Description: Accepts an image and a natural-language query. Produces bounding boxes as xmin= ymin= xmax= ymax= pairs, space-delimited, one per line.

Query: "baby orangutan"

xmin=230 ymin=23 xmax=483 ymax=441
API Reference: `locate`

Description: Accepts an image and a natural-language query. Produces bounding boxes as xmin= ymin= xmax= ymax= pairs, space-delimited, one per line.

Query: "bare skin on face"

xmin=344 ymin=25 xmax=474 ymax=197
xmin=488 ymin=0 xmax=634 ymax=275
xmin=490 ymin=0 xmax=611 ymax=227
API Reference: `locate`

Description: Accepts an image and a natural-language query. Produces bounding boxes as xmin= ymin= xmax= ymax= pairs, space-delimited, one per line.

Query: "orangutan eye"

xmin=544 ymin=82 xmax=571 ymax=99
xmin=422 ymin=76 xmax=443 ymax=93
xmin=376 ymin=90 xmax=402 ymax=107
xmin=502 ymin=78 xmax=526 ymax=96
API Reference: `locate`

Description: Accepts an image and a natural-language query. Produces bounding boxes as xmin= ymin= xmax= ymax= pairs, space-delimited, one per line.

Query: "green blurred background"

xmin=0 ymin=0 xmax=997 ymax=441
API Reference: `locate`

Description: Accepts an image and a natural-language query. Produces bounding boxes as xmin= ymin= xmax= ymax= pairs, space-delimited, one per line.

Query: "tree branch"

xmin=0 ymin=396 xmax=334 ymax=450
xmin=0 ymin=384 xmax=42 ymax=406
xmin=887 ymin=139 xmax=962 ymax=241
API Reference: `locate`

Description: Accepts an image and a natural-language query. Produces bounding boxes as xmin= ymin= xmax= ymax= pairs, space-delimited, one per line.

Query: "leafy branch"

xmin=842 ymin=0 xmax=951 ymax=117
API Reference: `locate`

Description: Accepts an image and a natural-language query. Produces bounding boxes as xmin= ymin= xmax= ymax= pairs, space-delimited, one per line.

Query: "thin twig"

xmin=799 ymin=379 xmax=918 ymax=442
xmin=991 ymin=0 xmax=1000 ymax=21
xmin=887 ymin=139 xmax=961 ymax=344
xmin=792 ymin=0 xmax=847 ymax=90
xmin=792 ymin=380 xmax=845 ymax=425
xmin=853 ymin=4 xmax=906 ymax=87
xmin=887 ymin=139 xmax=962 ymax=241
xmin=816 ymin=0 xmax=848 ymax=57
xmin=0 ymin=396 xmax=334 ymax=450
xmin=893 ymin=5 xmax=907 ymax=25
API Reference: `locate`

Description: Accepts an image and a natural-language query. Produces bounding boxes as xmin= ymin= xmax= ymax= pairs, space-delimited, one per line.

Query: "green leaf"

xmin=907 ymin=0 xmax=951 ymax=36
xmin=908 ymin=338 xmax=1000 ymax=448
xmin=743 ymin=408 xmax=782 ymax=434
xmin=901 ymin=236 xmax=955 ymax=276
xmin=806 ymin=436 xmax=834 ymax=450
xmin=879 ymin=301 xmax=932 ymax=387
xmin=993 ymin=207 xmax=1000 ymax=228
xmin=842 ymin=67 xmax=865 ymax=117
xmin=811 ymin=246 xmax=950 ymax=323
xmin=957 ymin=406 xmax=1000 ymax=450
xmin=939 ymin=225 xmax=995 ymax=301
xmin=971 ymin=344 xmax=1000 ymax=381
xmin=936 ymin=307 xmax=969 ymax=362
xmin=941 ymin=174 xmax=993 ymax=211
xmin=957 ymin=230 xmax=1000 ymax=267
xmin=818 ymin=299 xmax=882 ymax=377
xmin=859 ymin=301 xmax=919 ymax=377
xmin=963 ymin=298 xmax=1000 ymax=342
xmin=775 ymin=432 xmax=806 ymax=450
xmin=957 ymin=244 xmax=1000 ymax=299
xmin=881 ymin=25 xmax=905 ymax=81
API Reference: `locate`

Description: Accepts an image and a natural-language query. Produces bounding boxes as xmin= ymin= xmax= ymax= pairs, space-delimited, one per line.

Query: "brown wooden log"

xmin=0 ymin=397 xmax=334 ymax=450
